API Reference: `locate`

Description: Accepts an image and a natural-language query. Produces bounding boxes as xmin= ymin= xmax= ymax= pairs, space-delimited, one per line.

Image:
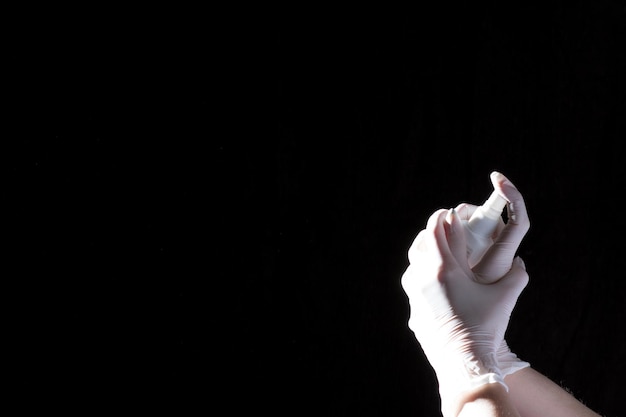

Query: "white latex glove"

xmin=455 ymin=172 xmax=531 ymax=377
xmin=401 ymin=208 xmax=529 ymax=412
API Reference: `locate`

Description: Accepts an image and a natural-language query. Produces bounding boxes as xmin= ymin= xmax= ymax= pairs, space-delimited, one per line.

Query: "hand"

xmin=461 ymin=171 xmax=530 ymax=284
xmin=401 ymin=208 xmax=529 ymax=406
xmin=456 ymin=172 xmax=531 ymax=377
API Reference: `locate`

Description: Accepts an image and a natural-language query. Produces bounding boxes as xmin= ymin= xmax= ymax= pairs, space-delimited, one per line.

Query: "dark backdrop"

xmin=271 ymin=4 xmax=626 ymax=417
xmin=6 ymin=3 xmax=625 ymax=416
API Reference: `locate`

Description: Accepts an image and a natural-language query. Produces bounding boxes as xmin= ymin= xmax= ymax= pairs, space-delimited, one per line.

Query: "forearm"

xmin=504 ymin=367 xmax=601 ymax=417
xmin=442 ymin=383 xmax=521 ymax=417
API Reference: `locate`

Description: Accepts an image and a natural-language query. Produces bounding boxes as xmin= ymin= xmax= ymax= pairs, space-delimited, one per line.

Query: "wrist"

xmin=417 ymin=324 xmax=508 ymax=395
xmin=429 ymin=348 xmax=508 ymax=399
xmin=442 ymin=383 xmax=521 ymax=417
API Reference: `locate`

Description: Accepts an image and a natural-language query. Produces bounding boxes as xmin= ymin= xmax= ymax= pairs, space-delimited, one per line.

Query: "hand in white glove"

xmin=401 ymin=208 xmax=529 ymax=414
xmin=455 ymin=172 xmax=531 ymax=377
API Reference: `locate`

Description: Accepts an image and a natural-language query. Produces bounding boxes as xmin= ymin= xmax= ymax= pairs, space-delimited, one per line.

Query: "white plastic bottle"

xmin=462 ymin=190 xmax=507 ymax=267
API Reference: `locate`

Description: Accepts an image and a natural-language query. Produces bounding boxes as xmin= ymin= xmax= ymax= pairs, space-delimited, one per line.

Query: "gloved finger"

xmin=407 ymin=229 xmax=428 ymax=264
xmin=473 ymin=172 xmax=530 ymax=283
xmin=492 ymin=171 xmax=530 ymax=244
xmin=494 ymin=256 xmax=529 ymax=309
xmin=407 ymin=209 xmax=448 ymax=265
xmin=426 ymin=207 xmax=450 ymax=231
xmin=400 ymin=263 xmax=417 ymax=294
xmin=454 ymin=202 xmax=477 ymax=221
xmin=473 ymin=238 xmax=520 ymax=283
xmin=444 ymin=208 xmax=473 ymax=276
xmin=425 ymin=208 xmax=458 ymax=269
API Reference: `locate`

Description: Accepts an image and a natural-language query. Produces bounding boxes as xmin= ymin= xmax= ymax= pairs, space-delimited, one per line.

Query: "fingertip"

xmin=445 ymin=208 xmax=470 ymax=266
xmin=501 ymin=257 xmax=530 ymax=291
xmin=445 ymin=208 xmax=452 ymax=224
xmin=490 ymin=171 xmax=506 ymax=184
xmin=448 ymin=208 xmax=466 ymax=236
xmin=426 ymin=208 xmax=450 ymax=230
xmin=490 ymin=171 xmax=522 ymax=204
xmin=490 ymin=171 xmax=516 ymax=188
xmin=454 ymin=202 xmax=477 ymax=221
xmin=512 ymin=256 xmax=529 ymax=283
xmin=444 ymin=208 xmax=463 ymax=239
xmin=445 ymin=207 xmax=455 ymax=225
xmin=490 ymin=174 xmax=529 ymax=230
xmin=490 ymin=172 xmax=509 ymax=199
xmin=450 ymin=209 xmax=463 ymax=233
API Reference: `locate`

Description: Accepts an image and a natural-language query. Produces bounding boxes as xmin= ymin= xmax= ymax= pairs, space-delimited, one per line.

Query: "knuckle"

xmin=407 ymin=247 xmax=416 ymax=264
xmin=434 ymin=262 xmax=448 ymax=283
xmin=400 ymin=267 xmax=414 ymax=291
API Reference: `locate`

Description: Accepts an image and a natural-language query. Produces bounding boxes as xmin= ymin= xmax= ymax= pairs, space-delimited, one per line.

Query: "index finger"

xmin=491 ymin=171 xmax=530 ymax=244
xmin=425 ymin=208 xmax=458 ymax=268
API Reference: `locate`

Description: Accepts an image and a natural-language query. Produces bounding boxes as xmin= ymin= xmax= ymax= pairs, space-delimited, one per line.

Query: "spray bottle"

xmin=462 ymin=189 xmax=507 ymax=267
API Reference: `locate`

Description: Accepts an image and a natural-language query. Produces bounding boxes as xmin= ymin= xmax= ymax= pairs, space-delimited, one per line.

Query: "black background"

xmin=6 ymin=3 xmax=626 ymax=416
xmin=272 ymin=4 xmax=626 ymax=416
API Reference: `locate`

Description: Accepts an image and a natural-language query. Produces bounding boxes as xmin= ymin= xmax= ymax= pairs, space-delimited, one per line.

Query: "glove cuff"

xmin=497 ymin=341 xmax=530 ymax=378
xmin=435 ymin=351 xmax=509 ymax=417
xmin=463 ymin=351 xmax=509 ymax=392
xmin=431 ymin=350 xmax=509 ymax=395
xmin=466 ymin=372 xmax=508 ymax=392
